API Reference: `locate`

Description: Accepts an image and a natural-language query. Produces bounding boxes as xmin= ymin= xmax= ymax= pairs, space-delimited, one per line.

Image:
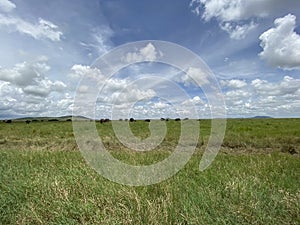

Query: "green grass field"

xmin=0 ymin=119 xmax=299 ymax=224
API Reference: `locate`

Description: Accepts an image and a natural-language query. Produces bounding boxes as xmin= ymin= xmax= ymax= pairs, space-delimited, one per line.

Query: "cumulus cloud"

xmin=0 ymin=80 xmax=72 ymax=119
xmin=94 ymin=77 xmax=157 ymax=107
xmin=221 ymin=79 xmax=247 ymax=89
xmin=70 ymin=63 xmax=156 ymax=106
xmin=69 ymin=64 xmax=103 ymax=80
xmin=0 ymin=60 xmax=50 ymax=86
xmin=112 ymin=99 xmax=179 ymax=120
xmin=107 ymin=87 xmax=156 ymax=105
xmin=221 ymin=76 xmax=300 ymax=117
xmin=178 ymin=67 xmax=209 ymax=86
xmin=22 ymin=80 xmax=66 ymax=97
xmin=181 ymin=96 xmax=204 ymax=107
xmin=190 ymin=0 xmax=297 ymax=21
xmin=0 ymin=60 xmax=66 ymax=97
xmin=226 ymin=89 xmax=250 ymax=99
xmin=259 ymin=14 xmax=300 ymax=69
xmin=189 ymin=0 xmax=261 ymax=39
xmin=22 ymin=85 xmax=51 ymax=97
xmin=153 ymin=101 xmax=170 ymax=109
xmin=0 ymin=81 xmax=19 ymax=110
xmin=249 ymin=77 xmax=300 ymax=117
xmin=251 ymin=76 xmax=300 ymax=96
xmin=123 ymin=43 xmax=161 ymax=63
xmin=0 ymin=0 xmax=16 ymax=12
xmin=190 ymin=0 xmax=300 ymax=40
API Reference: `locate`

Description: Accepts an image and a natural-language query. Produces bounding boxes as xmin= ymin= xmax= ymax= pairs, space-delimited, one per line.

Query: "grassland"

xmin=0 ymin=118 xmax=299 ymax=224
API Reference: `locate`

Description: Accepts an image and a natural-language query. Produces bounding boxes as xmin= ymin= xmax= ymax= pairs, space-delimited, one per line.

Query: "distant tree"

xmin=160 ymin=118 xmax=165 ymax=121
xmin=48 ymin=119 xmax=59 ymax=122
xmin=5 ymin=120 xmax=12 ymax=123
xmin=175 ymin=118 xmax=181 ymax=121
xmin=26 ymin=120 xmax=31 ymax=124
xmin=144 ymin=119 xmax=151 ymax=122
xmin=129 ymin=118 xmax=135 ymax=122
xmin=100 ymin=118 xmax=110 ymax=123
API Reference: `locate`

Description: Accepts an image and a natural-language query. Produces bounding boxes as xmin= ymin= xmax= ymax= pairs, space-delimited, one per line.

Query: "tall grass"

xmin=0 ymin=118 xmax=299 ymax=224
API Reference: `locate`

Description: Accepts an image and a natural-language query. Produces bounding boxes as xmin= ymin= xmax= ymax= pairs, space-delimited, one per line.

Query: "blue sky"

xmin=0 ymin=0 xmax=300 ymax=119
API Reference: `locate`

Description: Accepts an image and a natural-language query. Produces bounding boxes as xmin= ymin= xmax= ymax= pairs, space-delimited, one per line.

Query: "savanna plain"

xmin=0 ymin=118 xmax=299 ymax=224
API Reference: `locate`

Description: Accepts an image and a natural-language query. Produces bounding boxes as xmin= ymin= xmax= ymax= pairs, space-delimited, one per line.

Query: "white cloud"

xmin=190 ymin=0 xmax=300 ymax=40
xmin=226 ymin=89 xmax=250 ymax=98
xmin=189 ymin=0 xmax=262 ymax=39
xmin=56 ymin=94 xmax=74 ymax=112
xmin=220 ymin=21 xmax=257 ymax=40
xmin=192 ymin=96 xmax=203 ymax=103
xmin=259 ymin=14 xmax=300 ymax=70
xmin=123 ymin=43 xmax=160 ymax=63
xmin=0 ymin=60 xmax=50 ymax=86
xmin=69 ymin=64 xmax=103 ymax=80
xmin=0 ymin=1 xmax=62 ymax=41
xmin=221 ymin=75 xmax=300 ymax=117
xmin=0 ymin=15 xmax=63 ymax=41
xmin=0 ymin=81 xmax=19 ymax=110
xmin=221 ymin=79 xmax=247 ymax=89
xmin=97 ymin=77 xmax=156 ymax=105
xmin=251 ymin=76 xmax=300 ymax=96
xmin=190 ymin=0 xmax=295 ymax=21
xmin=180 ymin=67 xmax=209 ymax=86
xmin=0 ymin=60 xmax=66 ymax=97
xmin=0 ymin=79 xmax=72 ymax=119
xmin=70 ymin=63 xmax=156 ymax=106
xmin=0 ymin=0 xmax=15 ymax=12
xmin=108 ymin=87 xmax=156 ymax=105
xmin=153 ymin=101 xmax=169 ymax=109
xmin=23 ymin=80 xmax=66 ymax=97
xmin=23 ymin=85 xmax=52 ymax=97
xmin=92 ymin=26 xmax=113 ymax=55
xmin=181 ymin=96 xmax=204 ymax=106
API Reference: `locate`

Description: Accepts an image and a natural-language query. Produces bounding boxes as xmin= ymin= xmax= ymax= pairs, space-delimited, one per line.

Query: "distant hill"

xmin=11 ymin=115 xmax=91 ymax=121
xmin=252 ymin=116 xmax=273 ymax=119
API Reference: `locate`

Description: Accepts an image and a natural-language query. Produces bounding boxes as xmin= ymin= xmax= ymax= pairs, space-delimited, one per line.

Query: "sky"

xmin=0 ymin=0 xmax=300 ymax=119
